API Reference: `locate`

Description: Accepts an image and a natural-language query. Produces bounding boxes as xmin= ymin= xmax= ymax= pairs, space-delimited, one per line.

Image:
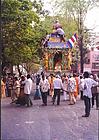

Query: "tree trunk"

xmin=17 ymin=65 xmax=22 ymax=77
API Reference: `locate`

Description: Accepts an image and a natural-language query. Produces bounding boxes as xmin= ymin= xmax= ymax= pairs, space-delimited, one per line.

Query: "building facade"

xmin=84 ymin=48 xmax=99 ymax=74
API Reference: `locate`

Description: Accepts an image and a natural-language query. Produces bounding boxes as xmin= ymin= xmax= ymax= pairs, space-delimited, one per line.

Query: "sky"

xmin=84 ymin=7 xmax=99 ymax=33
xmin=42 ymin=0 xmax=99 ymax=33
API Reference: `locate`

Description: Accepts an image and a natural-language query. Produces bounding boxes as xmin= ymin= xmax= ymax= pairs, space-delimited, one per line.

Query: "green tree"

xmin=1 ymin=0 xmax=47 ymax=75
xmin=41 ymin=15 xmax=78 ymax=40
xmin=51 ymin=0 xmax=98 ymax=33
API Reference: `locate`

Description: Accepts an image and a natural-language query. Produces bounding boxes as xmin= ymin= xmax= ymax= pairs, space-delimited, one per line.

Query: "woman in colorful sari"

xmin=48 ymin=74 xmax=55 ymax=98
xmin=1 ymin=78 xmax=6 ymax=98
xmin=68 ymin=75 xmax=76 ymax=105
xmin=11 ymin=77 xmax=20 ymax=103
xmin=15 ymin=75 xmax=26 ymax=106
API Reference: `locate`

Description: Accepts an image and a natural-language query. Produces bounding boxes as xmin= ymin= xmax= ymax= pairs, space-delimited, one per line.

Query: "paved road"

xmin=1 ymin=95 xmax=99 ymax=140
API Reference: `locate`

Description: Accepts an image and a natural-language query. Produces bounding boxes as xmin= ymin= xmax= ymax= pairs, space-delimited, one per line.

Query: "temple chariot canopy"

xmin=42 ymin=20 xmax=78 ymax=72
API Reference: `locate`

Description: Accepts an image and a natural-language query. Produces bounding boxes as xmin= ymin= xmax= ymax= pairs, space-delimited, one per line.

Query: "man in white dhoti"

xmin=24 ymin=74 xmax=33 ymax=107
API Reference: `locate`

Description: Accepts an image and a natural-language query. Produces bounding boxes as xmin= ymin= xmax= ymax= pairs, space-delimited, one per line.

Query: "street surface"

xmin=1 ymin=86 xmax=99 ymax=140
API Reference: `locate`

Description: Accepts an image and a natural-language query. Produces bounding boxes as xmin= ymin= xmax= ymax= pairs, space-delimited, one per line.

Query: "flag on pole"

xmin=67 ymin=33 xmax=78 ymax=48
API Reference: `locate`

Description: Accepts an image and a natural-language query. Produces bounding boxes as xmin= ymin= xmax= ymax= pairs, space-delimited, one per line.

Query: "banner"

xmin=47 ymin=33 xmax=78 ymax=49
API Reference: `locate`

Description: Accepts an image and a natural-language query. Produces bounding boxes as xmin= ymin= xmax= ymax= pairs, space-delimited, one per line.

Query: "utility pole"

xmin=79 ymin=35 xmax=83 ymax=73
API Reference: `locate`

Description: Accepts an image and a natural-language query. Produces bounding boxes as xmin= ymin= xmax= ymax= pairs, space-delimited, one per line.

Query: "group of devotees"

xmin=1 ymin=71 xmax=99 ymax=118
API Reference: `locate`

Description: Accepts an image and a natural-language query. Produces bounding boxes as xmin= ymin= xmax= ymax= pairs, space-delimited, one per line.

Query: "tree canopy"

xmin=1 ymin=0 xmax=47 ymax=73
xmin=2 ymin=0 xmax=99 ymax=74
xmin=48 ymin=0 xmax=99 ymax=33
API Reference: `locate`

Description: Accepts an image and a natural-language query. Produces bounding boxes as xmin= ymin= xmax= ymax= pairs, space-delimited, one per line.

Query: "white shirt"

xmin=82 ymin=78 xmax=98 ymax=98
xmin=53 ymin=78 xmax=63 ymax=89
xmin=79 ymin=78 xmax=84 ymax=91
xmin=24 ymin=78 xmax=33 ymax=95
xmin=57 ymin=28 xmax=65 ymax=35
xmin=40 ymin=78 xmax=50 ymax=93
xmin=13 ymin=80 xmax=20 ymax=89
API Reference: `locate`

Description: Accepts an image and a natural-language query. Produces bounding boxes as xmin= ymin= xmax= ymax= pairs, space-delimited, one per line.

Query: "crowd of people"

xmin=1 ymin=71 xmax=99 ymax=117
